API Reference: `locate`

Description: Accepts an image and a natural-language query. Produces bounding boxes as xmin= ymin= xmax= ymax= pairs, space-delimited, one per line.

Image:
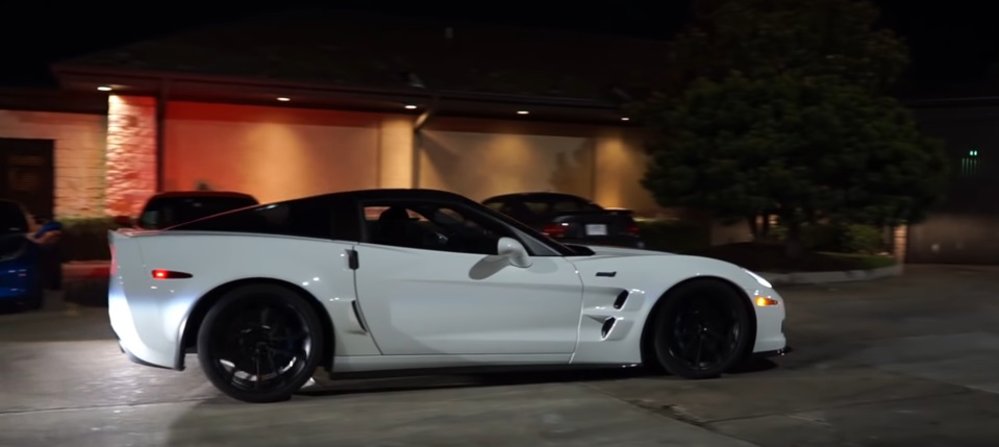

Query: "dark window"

xmin=139 ymin=195 xmax=259 ymax=229
xmin=362 ymin=200 xmax=513 ymax=255
xmin=552 ymin=197 xmax=602 ymax=212
xmin=484 ymin=201 xmax=505 ymax=212
xmin=172 ymin=196 xmax=359 ymax=241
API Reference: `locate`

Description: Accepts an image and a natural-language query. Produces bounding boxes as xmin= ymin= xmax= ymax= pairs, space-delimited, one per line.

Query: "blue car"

xmin=0 ymin=199 xmax=42 ymax=310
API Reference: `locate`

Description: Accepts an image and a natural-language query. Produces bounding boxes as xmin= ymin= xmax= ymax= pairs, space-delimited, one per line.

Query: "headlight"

xmin=745 ymin=269 xmax=773 ymax=289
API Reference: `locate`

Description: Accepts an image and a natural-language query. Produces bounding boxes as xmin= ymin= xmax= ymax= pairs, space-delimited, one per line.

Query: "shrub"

xmin=58 ymin=217 xmax=122 ymax=261
xmin=637 ymin=220 xmax=711 ymax=253
xmin=840 ymin=224 xmax=885 ymax=255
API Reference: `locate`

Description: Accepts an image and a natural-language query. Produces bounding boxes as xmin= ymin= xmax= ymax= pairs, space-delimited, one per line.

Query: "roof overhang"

xmin=53 ymin=65 xmax=637 ymax=125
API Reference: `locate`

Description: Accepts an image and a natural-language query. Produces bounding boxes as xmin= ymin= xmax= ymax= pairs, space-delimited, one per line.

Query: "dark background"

xmin=1 ymin=1 xmax=998 ymax=90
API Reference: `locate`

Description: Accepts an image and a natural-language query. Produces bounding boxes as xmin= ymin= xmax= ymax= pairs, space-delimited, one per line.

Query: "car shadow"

xmin=297 ymin=358 xmax=780 ymax=398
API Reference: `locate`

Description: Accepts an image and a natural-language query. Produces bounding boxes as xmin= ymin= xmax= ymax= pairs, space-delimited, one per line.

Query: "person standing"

xmin=27 ymin=216 xmax=63 ymax=290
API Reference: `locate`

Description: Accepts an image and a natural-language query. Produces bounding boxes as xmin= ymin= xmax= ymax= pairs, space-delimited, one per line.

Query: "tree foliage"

xmin=638 ymin=0 xmax=950 ymax=256
xmin=661 ymin=0 xmax=909 ymax=93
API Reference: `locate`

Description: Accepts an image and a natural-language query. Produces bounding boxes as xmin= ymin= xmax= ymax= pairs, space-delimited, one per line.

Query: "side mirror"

xmin=113 ymin=215 xmax=134 ymax=227
xmin=497 ymin=237 xmax=532 ymax=268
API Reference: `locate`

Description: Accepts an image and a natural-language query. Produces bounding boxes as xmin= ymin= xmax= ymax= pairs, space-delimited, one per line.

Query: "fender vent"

xmin=601 ymin=317 xmax=616 ymax=338
xmin=613 ymin=290 xmax=629 ymax=309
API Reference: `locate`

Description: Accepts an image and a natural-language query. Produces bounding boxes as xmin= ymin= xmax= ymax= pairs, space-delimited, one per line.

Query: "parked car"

xmin=0 ymin=199 xmax=42 ymax=309
xmin=482 ymin=192 xmax=644 ymax=248
xmin=108 ymin=188 xmax=788 ymax=403
xmin=116 ymin=191 xmax=259 ymax=230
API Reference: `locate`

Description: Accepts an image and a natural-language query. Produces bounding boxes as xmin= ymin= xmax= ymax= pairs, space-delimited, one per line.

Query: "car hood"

xmin=567 ymin=244 xmax=775 ymax=294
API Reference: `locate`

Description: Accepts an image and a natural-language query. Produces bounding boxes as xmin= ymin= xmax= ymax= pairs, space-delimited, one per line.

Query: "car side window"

xmin=363 ymin=201 xmax=509 ymax=255
xmin=485 ymin=201 xmax=504 ymax=212
xmin=551 ymin=200 xmax=580 ymax=212
xmin=172 ymin=197 xmax=360 ymax=241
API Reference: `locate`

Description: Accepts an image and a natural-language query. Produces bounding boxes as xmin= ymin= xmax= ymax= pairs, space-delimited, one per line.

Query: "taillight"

xmin=542 ymin=222 xmax=569 ymax=238
xmin=151 ymin=269 xmax=193 ymax=279
xmin=626 ymin=222 xmax=640 ymax=236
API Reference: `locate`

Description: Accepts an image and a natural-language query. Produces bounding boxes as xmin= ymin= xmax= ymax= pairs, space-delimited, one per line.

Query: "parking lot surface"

xmin=2 ymin=264 xmax=999 ymax=446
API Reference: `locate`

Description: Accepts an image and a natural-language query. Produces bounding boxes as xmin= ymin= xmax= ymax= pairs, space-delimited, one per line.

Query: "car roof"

xmin=325 ymin=188 xmax=473 ymax=201
xmin=148 ymin=191 xmax=258 ymax=200
xmin=248 ymin=188 xmax=479 ymax=206
xmin=482 ymin=192 xmax=589 ymax=202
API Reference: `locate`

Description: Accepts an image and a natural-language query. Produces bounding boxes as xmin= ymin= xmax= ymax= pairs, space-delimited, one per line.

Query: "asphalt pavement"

xmin=2 ymin=264 xmax=999 ymax=446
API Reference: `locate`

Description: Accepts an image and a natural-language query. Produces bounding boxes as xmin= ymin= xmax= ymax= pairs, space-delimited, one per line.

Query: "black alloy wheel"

xmin=197 ymin=283 xmax=325 ymax=403
xmin=653 ymin=279 xmax=752 ymax=379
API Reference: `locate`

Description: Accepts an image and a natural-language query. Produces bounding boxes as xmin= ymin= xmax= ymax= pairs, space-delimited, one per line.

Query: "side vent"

xmin=601 ymin=317 xmax=616 ymax=338
xmin=613 ymin=290 xmax=629 ymax=309
xmin=350 ymin=301 xmax=368 ymax=332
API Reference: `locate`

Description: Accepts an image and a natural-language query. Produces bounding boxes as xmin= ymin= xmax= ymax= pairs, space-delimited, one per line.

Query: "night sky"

xmin=1 ymin=1 xmax=997 ymax=92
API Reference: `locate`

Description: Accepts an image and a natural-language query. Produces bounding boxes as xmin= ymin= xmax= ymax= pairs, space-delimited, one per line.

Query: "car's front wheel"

xmin=197 ymin=283 xmax=325 ymax=403
xmin=652 ymin=279 xmax=753 ymax=379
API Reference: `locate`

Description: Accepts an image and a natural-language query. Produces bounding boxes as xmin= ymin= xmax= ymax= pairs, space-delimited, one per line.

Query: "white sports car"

xmin=108 ymin=189 xmax=788 ymax=403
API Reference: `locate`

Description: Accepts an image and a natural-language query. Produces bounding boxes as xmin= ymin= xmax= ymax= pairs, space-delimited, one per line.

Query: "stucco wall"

xmin=417 ymin=117 xmax=657 ymax=214
xmin=163 ymin=102 xmax=390 ymax=204
xmin=0 ymin=109 xmax=106 ymax=218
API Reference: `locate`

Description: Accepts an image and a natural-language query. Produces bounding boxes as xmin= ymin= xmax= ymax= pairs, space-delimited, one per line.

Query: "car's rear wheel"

xmin=652 ymin=279 xmax=752 ymax=379
xmin=197 ymin=283 xmax=325 ymax=403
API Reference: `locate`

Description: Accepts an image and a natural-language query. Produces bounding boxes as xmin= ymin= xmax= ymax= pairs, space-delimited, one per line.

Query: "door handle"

xmin=347 ymin=249 xmax=359 ymax=270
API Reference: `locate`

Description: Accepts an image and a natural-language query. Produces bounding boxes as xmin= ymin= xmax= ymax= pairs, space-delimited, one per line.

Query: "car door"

xmin=352 ymin=198 xmax=584 ymax=356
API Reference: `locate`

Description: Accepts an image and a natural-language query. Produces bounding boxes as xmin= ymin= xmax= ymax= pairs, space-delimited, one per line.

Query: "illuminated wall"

xmin=163 ymin=102 xmax=403 ymax=204
xmin=106 ymin=95 xmax=157 ymax=217
xmin=592 ymin=127 xmax=659 ymax=215
xmin=417 ymin=117 xmax=657 ymax=214
xmin=0 ymin=109 xmax=106 ymax=218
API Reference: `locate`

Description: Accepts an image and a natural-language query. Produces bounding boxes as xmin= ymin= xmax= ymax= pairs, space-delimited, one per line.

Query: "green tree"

xmin=638 ymin=0 xmax=949 ymax=258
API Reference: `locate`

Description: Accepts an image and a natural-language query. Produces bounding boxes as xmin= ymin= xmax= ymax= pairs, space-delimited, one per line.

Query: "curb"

xmin=759 ymin=264 xmax=903 ymax=285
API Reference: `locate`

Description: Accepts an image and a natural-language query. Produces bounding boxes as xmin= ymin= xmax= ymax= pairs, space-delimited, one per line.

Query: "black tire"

xmin=652 ymin=279 xmax=753 ymax=379
xmin=197 ymin=283 xmax=325 ymax=403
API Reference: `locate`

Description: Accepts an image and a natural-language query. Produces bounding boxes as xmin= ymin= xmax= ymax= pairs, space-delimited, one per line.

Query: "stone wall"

xmin=105 ymin=95 xmax=157 ymax=217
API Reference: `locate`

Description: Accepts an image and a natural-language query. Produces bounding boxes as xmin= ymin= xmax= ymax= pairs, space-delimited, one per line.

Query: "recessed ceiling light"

xmin=97 ymin=85 xmax=112 ymax=92
xmin=404 ymin=104 xmax=418 ymax=110
xmin=516 ymin=110 xmax=530 ymax=115
xmin=276 ymin=97 xmax=291 ymax=102
xmin=621 ymin=117 xmax=630 ymax=121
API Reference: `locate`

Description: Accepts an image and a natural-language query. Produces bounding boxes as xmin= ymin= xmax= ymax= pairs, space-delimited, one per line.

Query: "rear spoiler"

xmin=109 ymin=227 xmax=162 ymax=239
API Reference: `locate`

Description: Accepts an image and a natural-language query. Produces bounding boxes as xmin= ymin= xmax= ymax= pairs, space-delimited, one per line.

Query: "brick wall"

xmin=106 ymin=95 xmax=157 ymax=217
xmin=0 ymin=109 xmax=107 ymax=218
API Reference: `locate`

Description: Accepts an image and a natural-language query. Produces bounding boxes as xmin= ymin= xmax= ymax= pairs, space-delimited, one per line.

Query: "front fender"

xmin=565 ymin=253 xmax=785 ymax=365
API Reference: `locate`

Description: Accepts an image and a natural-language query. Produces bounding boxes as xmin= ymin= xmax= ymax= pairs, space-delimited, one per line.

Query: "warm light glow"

xmin=153 ymin=270 xmax=167 ymax=279
xmin=755 ymin=296 xmax=778 ymax=307
xmin=621 ymin=117 xmax=630 ymax=121
xmin=97 ymin=85 xmax=113 ymax=92
xmin=106 ymin=95 xmax=157 ymax=217
xmin=164 ymin=101 xmax=387 ymax=202
xmin=276 ymin=97 xmax=291 ymax=102
xmin=516 ymin=110 xmax=530 ymax=115
xmin=404 ymin=104 xmax=418 ymax=110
